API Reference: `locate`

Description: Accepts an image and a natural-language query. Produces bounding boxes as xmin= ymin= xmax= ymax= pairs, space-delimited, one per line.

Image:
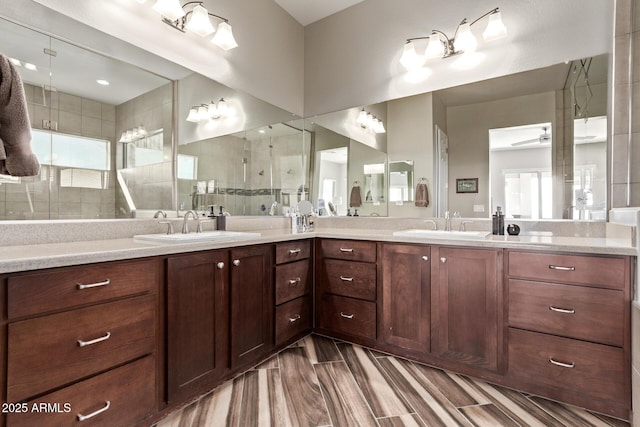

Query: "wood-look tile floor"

xmin=156 ymin=334 xmax=630 ymax=427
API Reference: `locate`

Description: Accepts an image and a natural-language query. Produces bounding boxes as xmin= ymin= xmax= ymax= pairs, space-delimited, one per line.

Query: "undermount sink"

xmin=392 ymin=229 xmax=489 ymax=240
xmin=134 ymin=230 xmax=261 ymax=244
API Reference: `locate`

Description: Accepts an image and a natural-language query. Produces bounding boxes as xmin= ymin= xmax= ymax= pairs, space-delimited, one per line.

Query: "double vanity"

xmin=0 ymin=217 xmax=634 ymax=425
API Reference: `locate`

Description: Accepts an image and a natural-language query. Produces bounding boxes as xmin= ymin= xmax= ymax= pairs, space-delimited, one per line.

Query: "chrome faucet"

xmin=444 ymin=211 xmax=451 ymax=231
xmin=268 ymin=201 xmax=278 ymax=216
xmin=153 ymin=210 xmax=167 ymax=218
xmin=182 ymin=210 xmax=199 ymax=234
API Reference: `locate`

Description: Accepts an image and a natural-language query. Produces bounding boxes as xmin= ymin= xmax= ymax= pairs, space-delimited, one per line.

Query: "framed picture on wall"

xmin=456 ymin=178 xmax=478 ymax=193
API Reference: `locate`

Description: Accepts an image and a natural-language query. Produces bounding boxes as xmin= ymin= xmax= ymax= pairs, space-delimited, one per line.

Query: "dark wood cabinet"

xmin=274 ymin=240 xmax=313 ymax=347
xmin=166 ymin=250 xmax=229 ymax=404
xmin=431 ymin=246 xmax=502 ymax=372
xmin=316 ymin=239 xmax=378 ymax=343
xmin=230 ymin=245 xmax=273 ymax=369
xmin=381 ymin=243 xmax=431 ymax=353
xmin=505 ymin=250 xmax=632 ymax=418
xmin=2 ymin=258 xmax=159 ymax=427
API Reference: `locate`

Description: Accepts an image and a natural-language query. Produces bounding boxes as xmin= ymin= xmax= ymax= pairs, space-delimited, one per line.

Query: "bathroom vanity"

xmin=0 ymin=225 xmax=634 ymax=425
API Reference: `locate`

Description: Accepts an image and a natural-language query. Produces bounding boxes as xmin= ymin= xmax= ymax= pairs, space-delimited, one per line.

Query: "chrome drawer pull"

xmin=339 ymin=248 xmax=354 ymax=253
xmin=288 ymin=277 xmax=301 ymax=285
xmin=77 ymin=279 xmax=110 ymax=290
xmin=548 ymin=265 xmax=575 ymax=271
xmin=77 ymin=401 xmax=110 ymax=421
xmin=549 ymin=305 xmax=575 ymax=314
xmin=77 ymin=332 xmax=111 ymax=347
xmin=549 ymin=358 xmax=575 ymax=368
xmin=288 ymin=248 xmax=302 ymax=255
xmin=340 ymin=312 xmax=354 ymax=319
xmin=288 ymin=314 xmax=301 ymax=323
xmin=339 ymin=276 xmax=354 ymax=282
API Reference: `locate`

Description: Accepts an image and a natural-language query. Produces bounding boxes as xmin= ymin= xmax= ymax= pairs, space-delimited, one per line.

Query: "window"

xmin=177 ymin=154 xmax=198 ymax=180
xmin=32 ymin=129 xmax=110 ymax=170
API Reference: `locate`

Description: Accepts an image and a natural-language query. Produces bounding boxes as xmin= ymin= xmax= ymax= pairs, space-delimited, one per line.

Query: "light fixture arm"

xmin=468 ymin=7 xmax=500 ymax=27
xmin=162 ymin=1 xmax=230 ymax=32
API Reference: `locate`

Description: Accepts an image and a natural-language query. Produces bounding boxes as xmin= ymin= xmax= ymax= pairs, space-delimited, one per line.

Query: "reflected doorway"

xmin=489 ymin=122 xmax=552 ymax=219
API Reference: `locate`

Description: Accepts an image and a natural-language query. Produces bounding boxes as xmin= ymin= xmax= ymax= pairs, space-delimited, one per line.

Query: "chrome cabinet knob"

xmin=217 ymin=262 xmax=224 ymax=269
xmin=440 ymin=257 xmax=447 ymax=263
xmin=422 ymin=255 xmax=429 ymax=261
xmin=233 ymin=259 xmax=240 ymax=266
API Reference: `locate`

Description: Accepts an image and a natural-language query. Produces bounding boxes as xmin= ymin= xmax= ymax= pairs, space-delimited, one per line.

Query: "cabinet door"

xmin=230 ymin=245 xmax=273 ymax=368
xmin=167 ymin=250 xmax=229 ymax=404
xmin=432 ymin=246 xmax=502 ymax=372
xmin=381 ymin=244 xmax=431 ymax=353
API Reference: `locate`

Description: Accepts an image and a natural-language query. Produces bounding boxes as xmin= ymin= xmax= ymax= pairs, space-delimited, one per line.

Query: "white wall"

xmin=387 ymin=92 xmax=434 ymax=217
xmin=20 ymin=0 xmax=304 ymax=115
xmin=304 ymin=0 xmax=613 ymax=116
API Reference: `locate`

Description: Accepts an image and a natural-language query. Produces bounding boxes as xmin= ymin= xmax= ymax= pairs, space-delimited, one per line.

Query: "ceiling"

xmin=274 ymin=0 xmax=366 ymax=26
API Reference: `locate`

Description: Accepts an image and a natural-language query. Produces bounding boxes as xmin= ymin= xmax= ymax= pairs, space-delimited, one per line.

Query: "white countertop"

xmin=0 ymin=227 xmax=635 ymax=274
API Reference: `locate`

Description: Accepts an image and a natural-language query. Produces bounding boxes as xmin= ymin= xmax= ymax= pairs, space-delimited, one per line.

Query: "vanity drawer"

xmin=508 ymin=280 xmax=624 ymax=346
xmin=275 ymin=260 xmax=311 ymax=305
xmin=275 ymin=239 xmax=311 ymax=264
xmin=319 ymin=294 xmax=376 ymax=340
xmin=275 ymin=295 xmax=312 ymax=345
xmin=508 ymin=328 xmax=625 ymax=404
xmin=320 ymin=239 xmax=376 ymax=262
xmin=7 ymin=294 xmax=155 ymax=402
xmin=324 ymin=259 xmax=376 ymax=301
xmin=7 ymin=356 xmax=155 ymax=427
xmin=7 ymin=258 xmax=157 ymax=319
xmin=507 ymin=251 xmax=626 ymax=289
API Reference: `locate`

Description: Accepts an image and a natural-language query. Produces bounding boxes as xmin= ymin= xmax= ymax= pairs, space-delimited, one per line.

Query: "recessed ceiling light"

xmin=24 ymin=63 xmax=37 ymax=71
xmin=96 ymin=79 xmax=110 ymax=86
xmin=259 ymin=129 xmax=265 ymax=133
xmin=8 ymin=57 xmax=21 ymax=67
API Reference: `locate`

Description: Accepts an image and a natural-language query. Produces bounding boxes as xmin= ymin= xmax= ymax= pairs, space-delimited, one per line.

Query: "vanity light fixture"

xmin=152 ymin=0 xmax=238 ymax=50
xmin=186 ymin=98 xmax=232 ymax=123
xmin=356 ymin=108 xmax=386 ymax=134
xmin=400 ymin=7 xmax=506 ymax=70
xmin=119 ymin=126 xmax=148 ymax=143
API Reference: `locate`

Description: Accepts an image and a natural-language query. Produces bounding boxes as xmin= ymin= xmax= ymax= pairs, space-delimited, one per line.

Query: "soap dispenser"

xmin=492 ymin=206 xmax=504 ymax=235
xmin=217 ymin=206 xmax=226 ymax=231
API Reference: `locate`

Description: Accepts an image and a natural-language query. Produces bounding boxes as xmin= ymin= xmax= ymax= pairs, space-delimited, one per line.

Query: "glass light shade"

xmin=399 ymin=41 xmax=426 ymax=70
xmin=119 ymin=132 xmax=128 ymax=143
xmin=357 ymin=109 xmax=368 ymax=127
xmin=425 ymin=33 xmax=445 ymax=59
xmin=185 ymin=5 xmax=215 ymax=37
xmin=135 ymin=0 xmax=147 ymax=3
xmin=211 ymin=22 xmax=238 ymax=50
xmin=217 ymin=98 xmax=229 ymax=116
xmin=374 ymin=119 xmax=386 ymax=134
xmin=483 ymin=11 xmax=507 ymax=41
xmin=208 ymin=102 xmax=220 ymax=119
xmin=152 ymin=0 xmax=185 ymax=21
xmin=453 ymin=22 xmax=477 ymax=53
xmin=197 ymin=106 xmax=208 ymax=121
xmin=366 ymin=113 xmax=375 ymax=129
xmin=186 ymin=107 xmax=200 ymax=122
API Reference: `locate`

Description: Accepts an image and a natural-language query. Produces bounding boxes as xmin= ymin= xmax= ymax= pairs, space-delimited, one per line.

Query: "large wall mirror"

xmin=1 ymin=15 xmax=307 ymax=220
xmin=307 ymin=106 xmax=388 ymax=217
